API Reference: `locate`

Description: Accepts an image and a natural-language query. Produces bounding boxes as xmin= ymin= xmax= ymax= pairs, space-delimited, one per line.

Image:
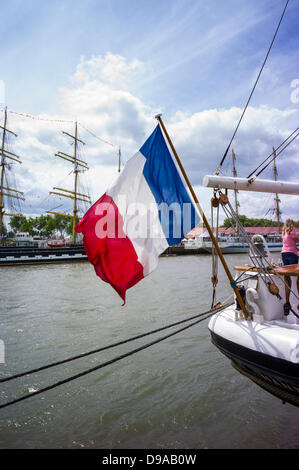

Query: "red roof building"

xmin=186 ymin=226 xmax=299 ymax=238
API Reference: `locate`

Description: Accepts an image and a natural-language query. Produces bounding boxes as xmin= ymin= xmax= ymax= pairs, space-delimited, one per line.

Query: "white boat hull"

xmin=208 ymin=267 xmax=299 ymax=406
xmin=209 ymin=307 xmax=299 ymax=406
xmin=204 ymin=243 xmax=283 ymax=254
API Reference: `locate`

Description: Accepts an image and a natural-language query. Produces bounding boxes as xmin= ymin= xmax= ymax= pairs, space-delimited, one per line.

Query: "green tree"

xmin=0 ymin=222 xmax=7 ymax=236
xmin=21 ymin=217 xmax=36 ymax=236
xmin=33 ymin=214 xmax=52 ymax=235
xmin=9 ymin=214 xmax=75 ymax=238
xmin=66 ymin=217 xmax=80 ymax=236
xmin=53 ymin=215 xmax=70 ymax=237
xmin=44 ymin=217 xmax=57 ymax=237
xmin=222 ymin=214 xmax=279 ymax=228
xmin=9 ymin=216 xmax=24 ymax=233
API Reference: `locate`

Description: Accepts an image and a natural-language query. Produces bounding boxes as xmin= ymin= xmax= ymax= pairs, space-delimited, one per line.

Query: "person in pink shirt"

xmin=281 ymin=218 xmax=299 ymax=265
xmin=280 ymin=219 xmax=299 ymax=315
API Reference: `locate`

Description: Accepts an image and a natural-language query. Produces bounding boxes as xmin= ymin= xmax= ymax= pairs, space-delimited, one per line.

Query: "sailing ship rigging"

xmin=202 ymin=148 xmax=286 ymax=255
xmin=0 ymin=107 xmax=25 ymax=236
xmin=204 ymin=173 xmax=299 ymax=407
xmin=201 ymin=0 xmax=298 ymax=407
xmin=46 ymin=121 xmax=91 ymax=244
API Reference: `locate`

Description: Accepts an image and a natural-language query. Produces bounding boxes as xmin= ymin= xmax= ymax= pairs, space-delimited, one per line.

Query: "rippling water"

xmin=0 ymin=253 xmax=298 ymax=449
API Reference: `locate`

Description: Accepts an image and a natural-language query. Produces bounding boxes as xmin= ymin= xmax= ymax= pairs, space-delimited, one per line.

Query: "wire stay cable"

xmin=247 ymin=126 xmax=299 ymax=178
xmin=215 ymin=0 xmax=290 ymax=175
xmin=253 ymin=130 xmax=299 ymax=178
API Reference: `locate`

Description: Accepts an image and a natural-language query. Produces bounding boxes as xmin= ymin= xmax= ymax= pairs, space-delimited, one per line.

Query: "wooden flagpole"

xmin=155 ymin=114 xmax=248 ymax=318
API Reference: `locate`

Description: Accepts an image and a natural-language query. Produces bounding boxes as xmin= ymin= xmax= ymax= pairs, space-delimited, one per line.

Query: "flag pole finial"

xmin=155 ymin=113 xmax=162 ymax=120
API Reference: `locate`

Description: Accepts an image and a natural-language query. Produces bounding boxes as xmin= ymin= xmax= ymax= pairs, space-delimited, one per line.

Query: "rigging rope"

xmin=6 ymin=109 xmax=117 ymax=148
xmin=0 ymin=302 xmax=232 ymax=410
xmin=215 ymin=0 xmax=290 ymax=175
xmin=8 ymin=110 xmax=74 ymax=124
xmin=78 ymin=123 xmax=116 ymax=148
xmin=0 ymin=305 xmax=227 ymax=384
xmin=210 ymin=198 xmax=219 ymax=308
xmin=222 ymin=199 xmax=278 ymax=285
xmin=220 ymin=195 xmax=299 ymax=302
xmin=249 ymin=129 xmax=299 ymax=179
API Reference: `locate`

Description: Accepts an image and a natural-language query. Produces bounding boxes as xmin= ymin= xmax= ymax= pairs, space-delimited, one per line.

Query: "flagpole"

xmin=155 ymin=114 xmax=249 ymax=318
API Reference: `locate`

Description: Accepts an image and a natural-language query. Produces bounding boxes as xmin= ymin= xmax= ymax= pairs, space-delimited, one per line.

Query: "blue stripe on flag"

xmin=140 ymin=125 xmax=199 ymax=245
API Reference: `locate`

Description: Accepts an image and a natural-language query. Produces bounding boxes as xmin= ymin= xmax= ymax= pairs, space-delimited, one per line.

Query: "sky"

xmin=1 ymin=0 xmax=299 ymax=227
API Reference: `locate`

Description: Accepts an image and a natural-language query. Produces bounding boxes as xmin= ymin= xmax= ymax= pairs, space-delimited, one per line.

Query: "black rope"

xmin=216 ymin=0 xmax=289 ymax=174
xmin=286 ymin=303 xmax=299 ymax=320
xmin=0 ymin=304 xmax=230 ymax=385
xmin=247 ymin=126 xmax=299 ymax=178
xmin=0 ymin=305 xmax=230 ymax=410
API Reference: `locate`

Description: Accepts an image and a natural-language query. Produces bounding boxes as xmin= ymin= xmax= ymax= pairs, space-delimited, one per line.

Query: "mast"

xmin=46 ymin=121 xmax=91 ymax=244
xmin=272 ymin=147 xmax=281 ymax=233
xmin=0 ymin=107 xmax=25 ymax=235
xmin=231 ymin=149 xmax=239 ymax=234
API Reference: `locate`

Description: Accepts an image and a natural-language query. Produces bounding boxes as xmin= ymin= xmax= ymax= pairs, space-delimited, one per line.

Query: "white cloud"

xmin=71 ymin=53 xmax=144 ymax=89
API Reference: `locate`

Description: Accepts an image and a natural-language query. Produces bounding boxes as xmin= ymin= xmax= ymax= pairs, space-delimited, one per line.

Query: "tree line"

xmin=2 ymin=213 xmax=298 ymax=238
xmin=223 ymin=214 xmax=299 ymax=228
xmin=2 ymin=214 xmax=78 ymax=238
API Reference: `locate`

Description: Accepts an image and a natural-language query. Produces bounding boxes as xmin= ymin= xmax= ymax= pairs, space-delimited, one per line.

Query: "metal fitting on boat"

xmin=235 ymin=285 xmax=246 ymax=310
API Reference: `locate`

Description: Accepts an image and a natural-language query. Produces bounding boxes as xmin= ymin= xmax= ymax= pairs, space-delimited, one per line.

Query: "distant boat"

xmin=183 ymin=230 xmax=285 ymax=254
xmin=47 ymin=239 xmax=66 ymax=248
xmin=202 ymin=233 xmax=284 ymax=254
xmin=14 ymin=232 xmax=33 ymax=246
xmin=182 ymin=237 xmax=205 ymax=250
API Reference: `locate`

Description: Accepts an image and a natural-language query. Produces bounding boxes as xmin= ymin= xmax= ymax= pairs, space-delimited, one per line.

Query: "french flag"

xmin=76 ymin=124 xmax=199 ymax=303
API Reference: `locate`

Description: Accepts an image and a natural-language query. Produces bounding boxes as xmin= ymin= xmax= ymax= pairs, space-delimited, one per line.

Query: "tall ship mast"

xmin=46 ymin=121 xmax=91 ymax=244
xmin=0 ymin=107 xmax=25 ymax=235
xmin=231 ymin=149 xmax=239 ymax=234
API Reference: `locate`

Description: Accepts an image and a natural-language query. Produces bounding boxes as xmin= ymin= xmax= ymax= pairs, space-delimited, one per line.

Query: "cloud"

xmin=71 ymin=53 xmax=143 ymax=89
xmin=168 ymin=105 xmax=298 ymax=179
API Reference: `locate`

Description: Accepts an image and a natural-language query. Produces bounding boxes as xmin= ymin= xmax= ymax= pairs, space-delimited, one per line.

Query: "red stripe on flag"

xmin=76 ymin=193 xmax=144 ymax=303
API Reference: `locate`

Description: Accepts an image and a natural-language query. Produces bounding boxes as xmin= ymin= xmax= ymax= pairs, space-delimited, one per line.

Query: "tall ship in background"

xmin=46 ymin=121 xmax=91 ymax=245
xmin=0 ymin=115 xmax=89 ymax=265
xmin=0 ymin=107 xmax=25 ymax=237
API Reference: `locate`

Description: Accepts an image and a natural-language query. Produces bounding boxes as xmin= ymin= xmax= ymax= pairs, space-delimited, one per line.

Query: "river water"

xmin=0 ymin=253 xmax=298 ymax=449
